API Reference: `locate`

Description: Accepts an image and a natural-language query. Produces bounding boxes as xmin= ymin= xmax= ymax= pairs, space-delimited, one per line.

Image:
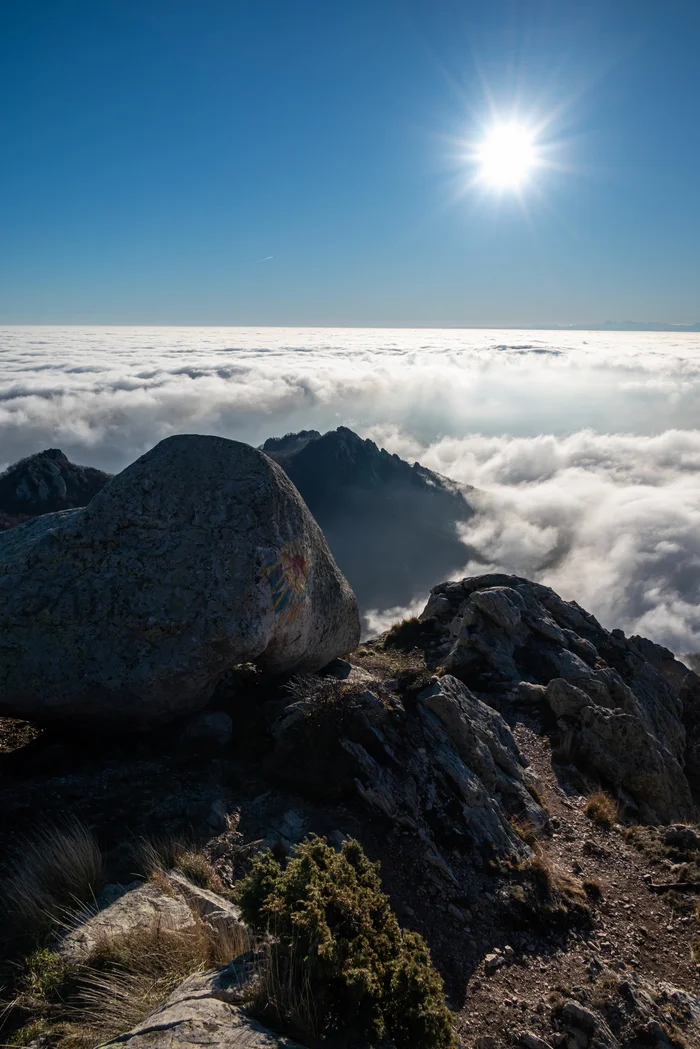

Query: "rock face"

xmin=98 ymin=960 xmax=308 ymax=1048
xmin=420 ymin=574 xmax=697 ymax=823
xmin=262 ymin=426 xmax=474 ymax=616
xmin=0 ymin=435 xmax=360 ymax=726
xmin=60 ymin=881 xmax=198 ymax=963
xmin=60 ymin=872 xmax=246 ymax=964
xmin=0 ymin=448 xmax=110 ymax=526
xmin=268 ymin=672 xmax=547 ymax=862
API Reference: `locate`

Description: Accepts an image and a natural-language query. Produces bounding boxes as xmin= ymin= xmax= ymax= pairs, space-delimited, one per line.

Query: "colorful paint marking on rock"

xmin=264 ymin=542 xmax=311 ymax=617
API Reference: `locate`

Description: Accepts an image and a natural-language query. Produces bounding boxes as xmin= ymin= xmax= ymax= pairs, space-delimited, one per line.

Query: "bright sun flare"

xmin=476 ymin=123 xmax=537 ymax=189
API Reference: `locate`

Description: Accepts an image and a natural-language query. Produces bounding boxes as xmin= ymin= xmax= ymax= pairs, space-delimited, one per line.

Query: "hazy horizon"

xmin=3 ymin=321 xmax=700 ymax=332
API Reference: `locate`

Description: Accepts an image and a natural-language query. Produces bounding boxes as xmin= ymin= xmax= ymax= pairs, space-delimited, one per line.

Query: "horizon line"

xmin=1 ymin=321 xmax=699 ymax=333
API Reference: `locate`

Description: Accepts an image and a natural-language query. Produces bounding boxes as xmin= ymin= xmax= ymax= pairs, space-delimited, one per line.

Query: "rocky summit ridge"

xmin=0 ymin=427 xmax=475 ymax=621
xmin=2 ymin=435 xmax=700 ymax=1049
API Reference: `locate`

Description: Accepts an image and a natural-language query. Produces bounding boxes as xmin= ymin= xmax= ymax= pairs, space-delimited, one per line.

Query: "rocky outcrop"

xmin=60 ymin=872 xmax=246 ymax=964
xmin=0 ymin=448 xmax=110 ymax=525
xmin=60 ymin=881 xmax=197 ymax=963
xmin=420 ymin=574 xmax=697 ymax=823
xmin=0 ymin=429 xmax=477 ymax=626
xmin=268 ymin=673 xmax=547 ymax=862
xmin=0 ymin=435 xmax=360 ymax=727
xmin=98 ymin=961 xmax=308 ymax=1049
xmin=544 ymin=973 xmax=700 ymax=1049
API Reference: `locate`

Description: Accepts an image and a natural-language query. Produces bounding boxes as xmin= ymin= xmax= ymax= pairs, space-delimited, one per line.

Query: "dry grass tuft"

xmin=582 ymin=879 xmax=603 ymax=901
xmin=509 ymin=815 xmax=539 ymax=847
xmin=551 ymin=726 xmax=578 ymax=765
xmin=132 ymin=838 xmax=224 ymax=894
xmin=1 ymin=819 xmax=105 ymax=939
xmin=72 ymin=918 xmax=249 ymax=1037
xmin=585 ymin=791 xmax=621 ymax=829
xmin=249 ymin=937 xmax=319 ymax=1047
xmin=383 ymin=617 xmax=426 ymax=649
xmin=6 ymin=911 xmax=251 ymax=1049
xmin=503 ymin=847 xmax=592 ymax=929
xmin=350 ymin=644 xmax=434 ymax=695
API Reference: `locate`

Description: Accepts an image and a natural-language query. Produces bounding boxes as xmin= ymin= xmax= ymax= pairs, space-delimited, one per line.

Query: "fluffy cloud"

xmin=3 ymin=326 xmax=700 ymax=656
xmin=2 ymin=326 xmax=700 ymax=472
xmin=368 ymin=427 xmax=700 ymax=656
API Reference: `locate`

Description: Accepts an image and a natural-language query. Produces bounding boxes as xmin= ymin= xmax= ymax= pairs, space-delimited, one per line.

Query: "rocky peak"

xmin=260 ymin=430 xmax=321 ymax=458
xmin=262 ymin=426 xmax=475 ymax=616
xmin=263 ymin=425 xmax=415 ymax=494
xmin=0 ymin=447 xmax=111 ymax=521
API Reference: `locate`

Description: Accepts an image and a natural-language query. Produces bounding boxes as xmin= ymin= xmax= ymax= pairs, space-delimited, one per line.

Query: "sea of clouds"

xmin=2 ymin=325 xmax=700 ymax=656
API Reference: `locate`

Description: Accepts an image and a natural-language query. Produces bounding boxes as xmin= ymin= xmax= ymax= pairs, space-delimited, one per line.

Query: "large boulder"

xmin=420 ymin=574 xmax=697 ymax=823
xmin=0 ymin=435 xmax=360 ymax=726
xmin=59 ymin=881 xmax=197 ymax=963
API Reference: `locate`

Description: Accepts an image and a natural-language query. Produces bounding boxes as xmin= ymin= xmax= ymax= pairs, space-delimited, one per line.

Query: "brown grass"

xmin=585 ymin=791 xmax=621 ymax=829
xmin=349 ymin=640 xmax=433 ymax=693
xmin=551 ymin=726 xmax=578 ymax=765
xmin=132 ymin=838 xmax=224 ymax=894
xmin=0 ymin=717 xmax=41 ymax=754
xmin=249 ymin=936 xmax=320 ymax=1047
xmin=508 ymin=815 xmax=539 ymax=847
xmin=503 ymin=847 xmax=592 ymax=928
xmin=5 ymin=911 xmax=251 ymax=1049
xmin=382 ymin=617 xmax=426 ymax=649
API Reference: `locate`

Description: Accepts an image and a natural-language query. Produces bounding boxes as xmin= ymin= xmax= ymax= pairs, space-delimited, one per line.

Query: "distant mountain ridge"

xmin=261 ymin=426 xmax=474 ymax=616
xmin=557 ymin=320 xmax=700 ymax=332
xmin=0 ymin=448 xmax=111 ymax=530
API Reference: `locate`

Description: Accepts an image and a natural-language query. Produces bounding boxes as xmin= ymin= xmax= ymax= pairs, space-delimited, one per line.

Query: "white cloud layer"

xmin=367 ymin=427 xmax=700 ymax=656
xmin=3 ymin=326 xmax=700 ymax=656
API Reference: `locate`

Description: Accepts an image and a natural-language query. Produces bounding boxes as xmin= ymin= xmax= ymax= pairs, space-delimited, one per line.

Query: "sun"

xmin=476 ymin=123 xmax=538 ymax=189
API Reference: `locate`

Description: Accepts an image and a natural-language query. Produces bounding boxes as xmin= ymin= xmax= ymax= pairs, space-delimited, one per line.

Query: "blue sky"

xmin=1 ymin=0 xmax=698 ymax=326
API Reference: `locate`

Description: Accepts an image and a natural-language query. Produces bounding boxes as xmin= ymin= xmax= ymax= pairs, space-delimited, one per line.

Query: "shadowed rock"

xmin=0 ymin=448 xmax=110 ymax=526
xmin=268 ymin=673 xmax=546 ymax=861
xmin=0 ymin=435 xmax=360 ymax=727
xmin=420 ymin=573 xmax=697 ymax=823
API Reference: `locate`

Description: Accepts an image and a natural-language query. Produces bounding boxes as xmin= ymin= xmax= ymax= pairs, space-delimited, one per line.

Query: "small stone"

xmin=484 ymin=952 xmax=505 ymax=973
xmin=520 ymin=1034 xmax=554 ymax=1049
xmin=562 ymin=1000 xmax=599 ymax=1030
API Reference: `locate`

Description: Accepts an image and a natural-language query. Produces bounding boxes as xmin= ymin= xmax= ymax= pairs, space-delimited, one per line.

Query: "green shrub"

xmin=7 ymin=1018 xmax=53 ymax=1046
xmin=18 ymin=948 xmax=73 ymax=1004
xmin=236 ymin=835 xmax=454 ymax=1049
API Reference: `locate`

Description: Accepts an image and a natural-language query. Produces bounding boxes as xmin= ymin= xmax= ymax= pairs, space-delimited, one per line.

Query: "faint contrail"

xmin=258 ymin=255 xmax=274 ymax=261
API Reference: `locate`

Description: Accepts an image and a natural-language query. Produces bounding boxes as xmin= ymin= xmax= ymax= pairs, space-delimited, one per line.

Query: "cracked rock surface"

xmin=421 ymin=574 xmax=697 ymax=824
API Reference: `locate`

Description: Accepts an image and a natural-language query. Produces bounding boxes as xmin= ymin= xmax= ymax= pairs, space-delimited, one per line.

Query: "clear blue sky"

xmin=1 ymin=0 xmax=698 ymax=326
